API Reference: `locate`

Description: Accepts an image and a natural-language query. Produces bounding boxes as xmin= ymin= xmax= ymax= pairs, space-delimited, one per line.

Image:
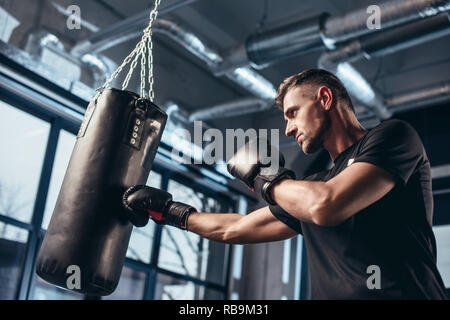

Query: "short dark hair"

xmin=275 ymin=68 xmax=354 ymax=113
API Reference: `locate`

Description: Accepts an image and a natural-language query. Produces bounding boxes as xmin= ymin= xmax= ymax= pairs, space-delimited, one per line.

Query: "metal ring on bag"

xmin=135 ymin=98 xmax=148 ymax=112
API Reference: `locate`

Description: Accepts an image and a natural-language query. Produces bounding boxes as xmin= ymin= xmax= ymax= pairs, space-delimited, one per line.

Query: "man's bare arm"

xmin=187 ymin=206 xmax=298 ymax=244
xmin=271 ymin=162 xmax=396 ymax=226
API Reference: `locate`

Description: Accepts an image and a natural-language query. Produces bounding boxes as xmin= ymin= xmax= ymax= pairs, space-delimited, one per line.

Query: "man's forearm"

xmin=187 ymin=212 xmax=243 ymax=243
xmin=271 ymin=179 xmax=330 ymax=225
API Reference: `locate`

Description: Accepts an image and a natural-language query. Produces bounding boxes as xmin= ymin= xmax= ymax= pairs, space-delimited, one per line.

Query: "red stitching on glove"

xmin=147 ymin=210 xmax=165 ymax=222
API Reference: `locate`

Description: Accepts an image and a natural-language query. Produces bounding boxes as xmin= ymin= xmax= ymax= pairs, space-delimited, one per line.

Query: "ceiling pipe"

xmin=320 ymin=61 xmax=392 ymax=120
xmin=244 ymin=13 xmax=328 ymax=69
xmin=70 ymin=0 xmax=199 ymax=57
xmin=23 ymin=30 xmax=116 ymax=92
xmin=24 ymin=30 xmax=65 ymax=56
xmin=71 ymin=17 xmax=277 ymax=112
xmin=218 ymin=0 xmax=450 ymax=72
xmin=69 ymin=0 xmax=450 ymax=120
xmin=188 ymin=98 xmax=272 ymax=121
xmin=322 ymin=0 xmax=450 ymax=46
xmin=387 ymin=81 xmax=450 ymax=112
xmin=152 ymin=20 xmax=277 ymax=101
xmin=80 ymin=53 xmax=117 ymax=89
xmin=319 ymin=12 xmax=450 ymax=120
xmin=357 ymin=81 xmax=450 ymax=121
xmin=320 ymin=12 xmax=450 ymax=64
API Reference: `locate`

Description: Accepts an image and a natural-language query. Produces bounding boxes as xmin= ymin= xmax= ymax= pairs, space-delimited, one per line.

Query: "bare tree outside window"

xmin=157 ymin=180 xmax=229 ymax=299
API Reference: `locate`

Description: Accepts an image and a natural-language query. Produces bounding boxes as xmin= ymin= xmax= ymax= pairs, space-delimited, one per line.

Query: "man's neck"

xmin=324 ymin=115 xmax=368 ymax=161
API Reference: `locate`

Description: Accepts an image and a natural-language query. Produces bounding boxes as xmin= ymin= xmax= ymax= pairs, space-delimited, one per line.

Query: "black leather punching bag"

xmin=36 ymin=88 xmax=167 ymax=295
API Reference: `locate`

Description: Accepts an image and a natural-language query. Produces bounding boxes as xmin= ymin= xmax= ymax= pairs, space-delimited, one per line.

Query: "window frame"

xmin=0 ymin=56 xmax=244 ymax=300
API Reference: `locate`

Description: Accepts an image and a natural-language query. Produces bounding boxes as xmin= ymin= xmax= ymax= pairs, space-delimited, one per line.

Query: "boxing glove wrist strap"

xmin=163 ymin=201 xmax=197 ymax=230
xmin=255 ymin=168 xmax=296 ymax=205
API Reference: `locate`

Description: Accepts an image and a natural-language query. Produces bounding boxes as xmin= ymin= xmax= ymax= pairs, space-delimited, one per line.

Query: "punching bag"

xmin=36 ymin=89 xmax=167 ymax=295
xmin=36 ymin=0 xmax=166 ymax=296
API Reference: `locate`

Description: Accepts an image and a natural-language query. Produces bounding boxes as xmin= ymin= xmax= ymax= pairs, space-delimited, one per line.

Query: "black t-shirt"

xmin=270 ymin=119 xmax=447 ymax=299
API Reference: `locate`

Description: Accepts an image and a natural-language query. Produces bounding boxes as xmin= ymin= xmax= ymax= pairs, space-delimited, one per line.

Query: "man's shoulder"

xmin=362 ymin=119 xmax=421 ymax=149
xmin=369 ymin=119 xmax=416 ymax=136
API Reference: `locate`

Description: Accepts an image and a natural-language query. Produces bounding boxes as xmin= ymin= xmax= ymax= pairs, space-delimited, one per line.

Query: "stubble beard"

xmin=302 ymin=112 xmax=331 ymax=154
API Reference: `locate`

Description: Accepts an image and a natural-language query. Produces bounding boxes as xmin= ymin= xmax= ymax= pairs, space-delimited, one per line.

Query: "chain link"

xmin=95 ymin=0 xmax=162 ymax=102
xmin=147 ymin=5 xmax=160 ymax=101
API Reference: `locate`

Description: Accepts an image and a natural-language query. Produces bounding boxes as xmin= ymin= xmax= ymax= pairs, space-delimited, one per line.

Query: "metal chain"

xmin=147 ymin=30 xmax=153 ymax=100
xmin=122 ymin=35 xmax=147 ymax=90
xmin=147 ymin=5 xmax=160 ymax=101
xmin=139 ymin=35 xmax=148 ymax=98
xmin=95 ymin=0 xmax=162 ymax=101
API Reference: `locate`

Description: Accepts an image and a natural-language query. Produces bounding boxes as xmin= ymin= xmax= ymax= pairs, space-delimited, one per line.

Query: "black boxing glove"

xmin=227 ymin=139 xmax=295 ymax=205
xmin=122 ymin=185 xmax=196 ymax=229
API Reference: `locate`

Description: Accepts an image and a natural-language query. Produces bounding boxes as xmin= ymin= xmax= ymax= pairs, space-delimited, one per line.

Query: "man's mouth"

xmin=296 ymin=133 xmax=303 ymax=145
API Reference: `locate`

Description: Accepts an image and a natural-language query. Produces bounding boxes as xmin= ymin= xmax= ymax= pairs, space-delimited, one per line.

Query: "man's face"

xmin=283 ymin=85 xmax=331 ymax=154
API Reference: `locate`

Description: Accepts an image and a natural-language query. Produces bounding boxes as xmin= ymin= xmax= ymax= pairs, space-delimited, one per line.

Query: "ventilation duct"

xmin=71 ymin=18 xmax=277 ymax=109
xmin=188 ymin=98 xmax=271 ymax=121
xmin=245 ymin=14 xmax=328 ymax=69
xmin=80 ymin=53 xmax=117 ymax=89
xmin=70 ymin=0 xmax=199 ymax=57
xmin=21 ymin=30 xmax=116 ymax=99
xmin=357 ymin=81 xmax=450 ymax=121
xmin=387 ymin=81 xmax=450 ymax=112
xmin=319 ymin=12 xmax=450 ymax=120
xmin=223 ymin=0 xmax=450 ymax=70
xmin=319 ymin=12 xmax=450 ymax=65
xmin=68 ymin=0 xmax=450 ymax=119
xmin=24 ymin=30 xmax=65 ymax=56
xmin=323 ymin=0 xmax=450 ymax=46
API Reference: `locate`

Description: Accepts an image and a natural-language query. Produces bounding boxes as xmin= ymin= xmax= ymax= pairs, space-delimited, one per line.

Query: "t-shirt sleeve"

xmin=353 ymin=120 xmax=425 ymax=186
xmin=269 ymin=204 xmax=303 ymax=234
xmin=267 ymin=171 xmax=328 ymax=235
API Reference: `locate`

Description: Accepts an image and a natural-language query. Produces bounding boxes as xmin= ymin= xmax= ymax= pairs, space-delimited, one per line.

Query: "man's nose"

xmin=285 ymin=123 xmax=297 ymax=137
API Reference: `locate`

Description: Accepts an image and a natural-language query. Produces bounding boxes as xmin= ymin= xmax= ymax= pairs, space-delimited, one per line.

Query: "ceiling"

xmin=4 ymin=0 xmax=450 ymax=167
xmin=90 ymin=0 xmax=450 ymax=126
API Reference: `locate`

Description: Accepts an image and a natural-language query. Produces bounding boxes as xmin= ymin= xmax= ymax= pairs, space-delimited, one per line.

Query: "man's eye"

xmin=285 ymin=109 xmax=297 ymax=118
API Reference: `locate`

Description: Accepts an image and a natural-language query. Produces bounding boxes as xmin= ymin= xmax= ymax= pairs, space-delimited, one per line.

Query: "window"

xmin=158 ymin=180 xmax=229 ymax=285
xmin=126 ymin=171 xmax=161 ymax=263
xmin=0 ymin=222 xmax=28 ymax=299
xmin=0 ymin=101 xmax=50 ymax=223
xmin=102 ymin=267 xmax=147 ymax=300
xmin=154 ymin=273 xmax=225 ymax=300
xmin=30 ymin=276 xmax=83 ymax=300
xmin=42 ymin=130 xmax=76 ymax=229
xmin=0 ymin=87 xmax=234 ymax=300
xmin=433 ymin=225 xmax=450 ymax=288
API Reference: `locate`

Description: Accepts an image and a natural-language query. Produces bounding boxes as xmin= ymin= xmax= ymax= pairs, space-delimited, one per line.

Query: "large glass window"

xmin=0 ymin=222 xmax=28 ymax=299
xmin=0 ymin=101 xmax=50 ymax=223
xmin=154 ymin=273 xmax=225 ymax=300
xmin=433 ymin=225 xmax=450 ymax=288
xmin=103 ymin=267 xmax=146 ymax=300
xmin=126 ymin=171 xmax=161 ymax=263
xmin=0 ymin=93 xmax=233 ymax=300
xmin=158 ymin=180 xmax=229 ymax=285
xmin=30 ymin=276 xmax=83 ymax=300
xmin=42 ymin=129 xmax=76 ymax=229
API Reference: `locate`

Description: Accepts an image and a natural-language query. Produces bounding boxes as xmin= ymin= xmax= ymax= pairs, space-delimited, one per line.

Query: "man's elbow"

xmin=222 ymin=225 xmax=245 ymax=244
xmin=310 ymin=206 xmax=340 ymax=227
xmin=309 ymin=189 xmax=341 ymax=227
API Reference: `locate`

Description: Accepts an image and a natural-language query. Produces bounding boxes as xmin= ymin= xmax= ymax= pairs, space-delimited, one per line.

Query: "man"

xmin=122 ymin=69 xmax=447 ymax=299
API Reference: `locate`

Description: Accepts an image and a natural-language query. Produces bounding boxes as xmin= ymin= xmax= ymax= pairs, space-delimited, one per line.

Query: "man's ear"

xmin=317 ymin=86 xmax=333 ymax=111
